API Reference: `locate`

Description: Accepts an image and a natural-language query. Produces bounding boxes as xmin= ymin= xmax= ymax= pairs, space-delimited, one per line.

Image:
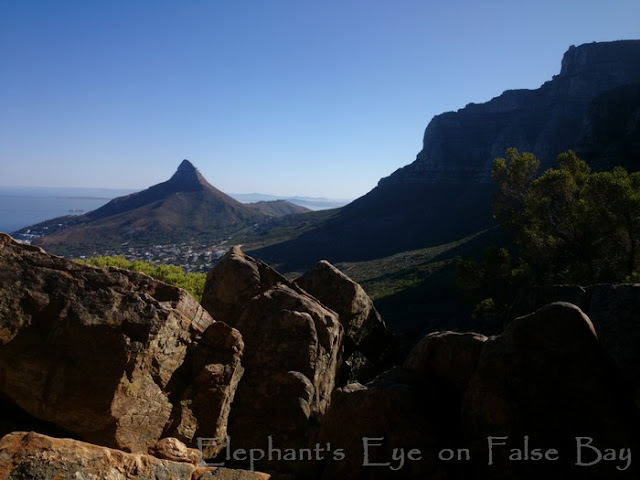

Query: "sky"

xmin=1 ymin=1 xmax=639 ymax=199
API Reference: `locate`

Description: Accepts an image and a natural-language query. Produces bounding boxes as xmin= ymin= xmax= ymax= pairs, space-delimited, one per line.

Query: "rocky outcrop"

xmin=511 ymin=284 xmax=640 ymax=388
xmin=317 ymin=302 xmax=639 ymax=479
xmin=0 ymin=234 xmax=243 ymax=456
xmin=403 ymin=331 xmax=487 ymax=396
xmin=317 ymin=332 xmax=487 ymax=480
xmin=318 ymin=367 xmax=456 ymax=480
xmin=202 ymin=248 xmax=344 ymax=476
xmin=201 ymin=246 xmax=293 ymax=326
xmin=296 ymin=260 xmax=395 ymax=367
xmin=1 ymin=231 xmax=640 ymax=479
xmin=382 ymin=40 xmax=640 ymax=186
xmin=461 ymin=302 xmax=638 ymax=479
xmin=0 ymin=432 xmax=269 ymax=480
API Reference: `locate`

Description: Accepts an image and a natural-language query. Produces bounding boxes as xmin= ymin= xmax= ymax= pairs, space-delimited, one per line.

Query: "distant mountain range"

xmin=251 ymin=40 xmax=640 ymax=269
xmin=18 ymin=160 xmax=311 ymax=252
xmin=229 ymin=193 xmax=351 ymax=211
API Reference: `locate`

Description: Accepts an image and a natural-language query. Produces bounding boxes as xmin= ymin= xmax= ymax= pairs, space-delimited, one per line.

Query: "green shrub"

xmin=78 ymin=255 xmax=206 ymax=301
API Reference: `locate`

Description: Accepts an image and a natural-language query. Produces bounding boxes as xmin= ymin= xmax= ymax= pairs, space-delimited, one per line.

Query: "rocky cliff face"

xmin=381 ymin=40 xmax=640 ymax=186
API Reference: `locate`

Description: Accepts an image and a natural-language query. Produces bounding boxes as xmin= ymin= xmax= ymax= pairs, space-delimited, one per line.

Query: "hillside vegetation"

xmin=78 ymin=256 xmax=206 ymax=300
xmin=459 ymin=148 xmax=640 ymax=318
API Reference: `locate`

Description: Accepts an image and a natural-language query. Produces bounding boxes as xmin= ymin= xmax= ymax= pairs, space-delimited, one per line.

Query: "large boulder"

xmin=512 ymin=284 xmax=640 ymax=401
xmin=316 ymin=331 xmax=487 ymax=480
xmin=0 ymin=431 xmax=269 ymax=480
xmin=461 ymin=302 xmax=639 ymax=479
xmin=165 ymin=321 xmax=245 ymax=458
xmin=318 ymin=367 xmax=457 ymax=480
xmin=296 ymin=260 xmax=394 ymax=366
xmin=319 ymin=303 xmax=639 ymax=479
xmin=0 ymin=234 xmax=243 ymax=456
xmin=219 ymin=284 xmax=343 ymax=476
xmin=404 ymin=331 xmax=487 ymax=397
xmin=202 ymin=249 xmax=344 ymax=476
xmin=201 ymin=246 xmax=293 ymax=325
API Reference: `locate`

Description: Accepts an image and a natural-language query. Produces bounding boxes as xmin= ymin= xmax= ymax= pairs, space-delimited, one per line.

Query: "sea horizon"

xmin=0 ymin=186 xmax=137 ymax=234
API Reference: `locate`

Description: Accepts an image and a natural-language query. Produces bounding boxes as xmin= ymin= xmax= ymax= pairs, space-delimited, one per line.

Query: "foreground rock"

xmin=513 ymin=284 xmax=640 ymax=391
xmin=0 ymin=431 xmax=269 ymax=479
xmin=318 ymin=367 xmax=457 ymax=480
xmin=318 ymin=331 xmax=487 ymax=480
xmin=462 ymin=302 xmax=638 ymax=479
xmin=296 ymin=260 xmax=395 ymax=368
xmin=202 ymin=249 xmax=344 ymax=476
xmin=0 ymin=234 xmax=243 ymax=456
xmin=149 ymin=437 xmax=201 ymax=466
xmin=219 ymin=284 xmax=342 ymax=476
xmin=318 ymin=303 xmax=639 ymax=479
xmin=201 ymin=246 xmax=294 ymax=326
xmin=404 ymin=331 xmax=487 ymax=397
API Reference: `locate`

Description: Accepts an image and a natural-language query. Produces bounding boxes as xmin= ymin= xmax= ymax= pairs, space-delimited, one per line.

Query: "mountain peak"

xmin=177 ymin=159 xmax=196 ymax=172
xmin=168 ymin=159 xmax=206 ymax=190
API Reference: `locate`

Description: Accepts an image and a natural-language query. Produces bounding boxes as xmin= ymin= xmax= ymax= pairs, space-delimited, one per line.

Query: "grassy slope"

xmin=331 ymin=227 xmax=509 ymax=334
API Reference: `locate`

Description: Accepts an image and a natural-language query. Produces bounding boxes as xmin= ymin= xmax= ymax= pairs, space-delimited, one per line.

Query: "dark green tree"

xmin=490 ymin=149 xmax=640 ymax=283
xmin=456 ymin=247 xmax=531 ymax=319
xmin=459 ymin=149 xmax=640 ymax=320
xmin=491 ymin=148 xmax=540 ymax=233
xmin=583 ymin=167 xmax=640 ymax=281
xmin=519 ymin=151 xmax=591 ymax=282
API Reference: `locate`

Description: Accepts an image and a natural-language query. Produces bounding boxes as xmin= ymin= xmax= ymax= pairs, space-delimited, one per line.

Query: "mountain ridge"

xmin=250 ymin=40 xmax=640 ymax=269
xmin=380 ymin=39 xmax=640 ymax=187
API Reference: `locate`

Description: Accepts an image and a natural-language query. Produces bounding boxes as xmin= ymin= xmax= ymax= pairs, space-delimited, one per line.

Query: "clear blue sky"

xmin=1 ymin=0 xmax=639 ymax=198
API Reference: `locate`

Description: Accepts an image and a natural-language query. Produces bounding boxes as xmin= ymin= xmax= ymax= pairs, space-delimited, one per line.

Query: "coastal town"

xmin=15 ymin=226 xmax=231 ymax=273
xmin=74 ymin=242 xmax=232 ymax=273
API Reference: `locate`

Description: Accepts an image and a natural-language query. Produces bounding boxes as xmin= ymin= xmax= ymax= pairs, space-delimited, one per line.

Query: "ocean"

xmin=0 ymin=186 xmax=136 ymax=234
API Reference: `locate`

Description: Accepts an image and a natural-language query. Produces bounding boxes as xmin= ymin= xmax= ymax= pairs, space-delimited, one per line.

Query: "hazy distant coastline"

xmin=229 ymin=193 xmax=351 ymax=211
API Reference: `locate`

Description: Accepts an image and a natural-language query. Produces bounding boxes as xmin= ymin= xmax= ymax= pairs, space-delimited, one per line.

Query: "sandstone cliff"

xmin=381 ymin=40 xmax=640 ymax=186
